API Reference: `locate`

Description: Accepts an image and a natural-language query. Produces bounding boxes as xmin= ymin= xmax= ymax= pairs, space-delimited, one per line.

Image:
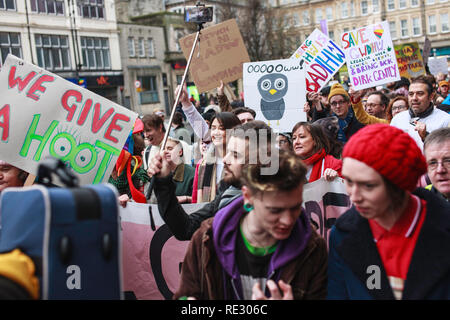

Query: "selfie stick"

xmin=146 ymin=22 xmax=205 ymax=200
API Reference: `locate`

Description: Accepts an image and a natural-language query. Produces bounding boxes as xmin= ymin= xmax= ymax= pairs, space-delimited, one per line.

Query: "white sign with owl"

xmin=243 ymin=59 xmax=307 ymax=133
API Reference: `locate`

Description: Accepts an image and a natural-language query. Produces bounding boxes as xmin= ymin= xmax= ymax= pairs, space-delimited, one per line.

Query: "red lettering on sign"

xmin=92 ymin=104 xmax=114 ymax=134
xmin=26 ymin=75 xmax=54 ymax=101
xmin=61 ymin=89 xmax=83 ymax=122
xmin=0 ymin=104 xmax=10 ymax=141
xmin=8 ymin=66 xmax=37 ymax=92
xmin=104 ymin=113 xmax=130 ymax=143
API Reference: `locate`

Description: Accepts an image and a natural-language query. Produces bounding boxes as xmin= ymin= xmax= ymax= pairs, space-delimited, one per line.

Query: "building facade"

xmin=0 ymin=0 xmax=124 ymax=104
xmin=275 ymin=0 xmax=450 ymax=63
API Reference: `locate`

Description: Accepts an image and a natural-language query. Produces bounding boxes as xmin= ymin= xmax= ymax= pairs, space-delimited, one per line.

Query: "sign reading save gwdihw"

xmin=341 ymin=21 xmax=400 ymax=90
xmin=0 ymin=55 xmax=137 ymax=185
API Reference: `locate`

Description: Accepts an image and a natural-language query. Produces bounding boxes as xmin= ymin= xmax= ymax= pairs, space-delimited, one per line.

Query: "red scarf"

xmin=302 ymin=149 xmax=326 ymax=182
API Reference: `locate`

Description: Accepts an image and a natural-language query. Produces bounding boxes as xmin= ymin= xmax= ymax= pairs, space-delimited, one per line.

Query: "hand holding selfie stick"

xmin=146 ymin=22 xmax=205 ymax=200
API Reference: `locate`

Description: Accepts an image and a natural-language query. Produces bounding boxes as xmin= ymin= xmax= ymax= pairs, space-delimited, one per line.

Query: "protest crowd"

xmin=0 ymin=18 xmax=450 ymax=302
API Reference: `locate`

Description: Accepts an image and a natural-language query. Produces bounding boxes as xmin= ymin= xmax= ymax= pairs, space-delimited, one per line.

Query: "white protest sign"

xmin=291 ymin=29 xmax=346 ymax=92
xmin=341 ymin=21 xmax=400 ymax=90
xmin=243 ymin=59 xmax=306 ymax=132
xmin=427 ymin=57 xmax=448 ymax=76
xmin=0 ymin=55 xmax=138 ymax=185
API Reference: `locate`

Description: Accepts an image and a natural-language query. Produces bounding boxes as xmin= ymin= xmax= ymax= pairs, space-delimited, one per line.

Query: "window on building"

xmin=128 ymin=37 xmax=135 ymax=57
xmin=372 ymin=0 xmax=380 ymax=12
xmin=401 ymin=20 xmax=409 ymax=37
xmin=293 ymin=12 xmax=300 ymax=25
xmin=138 ymin=38 xmax=145 ymax=57
xmin=426 ymin=0 xmax=435 ymax=4
xmin=148 ymin=38 xmax=155 ymax=57
xmin=328 ymin=30 xmax=334 ymax=40
xmin=389 ymin=21 xmax=397 ymax=39
xmin=428 ymin=15 xmax=437 ymax=33
xmin=35 ymin=34 xmax=70 ymax=71
xmin=361 ymin=1 xmax=369 ymax=15
xmin=441 ymin=13 xmax=449 ymax=32
xmin=350 ymin=0 xmax=355 ymax=16
xmin=387 ymin=0 xmax=395 ymax=10
xmin=139 ymin=75 xmax=159 ymax=104
xmin=81 ymin=37 xmax=111 ymax=70
xmin=399 ymin=0 xmax=407 ymax=8
xmin=315 ymin=8 xmax=322 ymax=23
xmin=78 ymin=0 xmax=104 ymax=19
xmin=341 ymin=2 xmax=348 ymax=18
xmin=326 ymin=7 xmax=333 ymax=20
xmin=413 ymin=17 xmax=421 ymax=35
xmin=0 ymin=32 xmax=21 ymax=66
xmin=411 ymin=0 xmax=419 ymax=6
xmin=30 ymin=0 xmax=64 ymax=14
xmin=303 ymin=10 xmax=310 ymax=25
xmin=0 ymin=0 xmax=15 ymax=10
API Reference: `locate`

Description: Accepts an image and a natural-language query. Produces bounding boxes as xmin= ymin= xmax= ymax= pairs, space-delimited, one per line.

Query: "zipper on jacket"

xmin=231 ymin=278 xmax=242 ymax=300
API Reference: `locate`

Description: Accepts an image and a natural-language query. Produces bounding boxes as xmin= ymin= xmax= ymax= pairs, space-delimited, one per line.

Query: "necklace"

xmin=240 ymin=216 xmax=278 ymax=256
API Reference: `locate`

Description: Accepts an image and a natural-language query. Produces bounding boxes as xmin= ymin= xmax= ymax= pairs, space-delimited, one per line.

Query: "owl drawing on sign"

xmin=257 ymin=73 xmax=288 ymax=126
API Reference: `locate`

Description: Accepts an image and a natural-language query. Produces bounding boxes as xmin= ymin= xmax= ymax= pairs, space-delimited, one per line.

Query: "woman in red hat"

xmin=291 ymin=122 xmax=342 ymax=183
xmin=328 ymin=124 xmax=450 ymax=300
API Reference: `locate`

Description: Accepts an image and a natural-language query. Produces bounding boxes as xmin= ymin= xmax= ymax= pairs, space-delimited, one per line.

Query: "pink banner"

xmin=120 ymin=179 xmax=351 ymax=299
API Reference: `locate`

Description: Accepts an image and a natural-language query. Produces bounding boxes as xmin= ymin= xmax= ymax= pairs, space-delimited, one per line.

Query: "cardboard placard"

xmin=291 ymin=29 xmax=346 ymax=92
xmin=341 ymin=21 xmax=400 ymax=90
xmin=179 ymin=19 xmax=250 ymax=94
xmin=243 ymin=58 xmax=306 ymax=132
xmin=0 ymin=55 xmax=137 ymax=185
xmin=394 ymin=42 xmax=425 ymax=79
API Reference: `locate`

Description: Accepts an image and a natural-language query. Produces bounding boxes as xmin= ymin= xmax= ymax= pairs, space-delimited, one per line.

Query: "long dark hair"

xmin=210 ymin=112 xmax=241 ymax=130
xmin=291 ymin=122 xmax=333 ymax=157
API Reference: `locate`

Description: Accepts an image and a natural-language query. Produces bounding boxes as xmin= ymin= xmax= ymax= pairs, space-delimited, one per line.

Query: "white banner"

xmin=291 ymin=29 xmax=346 ymax=92
xmin=341 ymin=21 xmax=400 ymax=90
xmin=243 ymin=59 xmax=306 ymax=133
xmin=0 ymin=55 xmax=137 ymax=185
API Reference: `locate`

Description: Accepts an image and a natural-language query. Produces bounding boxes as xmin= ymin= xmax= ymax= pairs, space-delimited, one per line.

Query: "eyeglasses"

xmin=330 ymin=100 xmax=348 ymax=107
xmin=392 ymin=105 xmax=408 ymax=112
xmin=427 ymin=159 xmax=450 ymax=171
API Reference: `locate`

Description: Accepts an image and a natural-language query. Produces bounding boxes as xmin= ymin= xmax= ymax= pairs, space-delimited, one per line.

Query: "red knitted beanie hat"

xmin=342 ymin=124 xmax=427 ymax=192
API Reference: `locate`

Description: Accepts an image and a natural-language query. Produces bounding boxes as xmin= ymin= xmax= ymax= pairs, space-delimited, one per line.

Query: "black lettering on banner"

xmin=254 ymin=65 xmax=260 ymax=73
xmin=260 ymin=64 xmax=267 ymax=73
xmin=304 ymin=192 xmax=350 ymax=244
xmin=275 ymin=64 xmax=283 ymax=72
xmin=267 ymin=65 xmax=274 ymax=73
xmin=149 ymin=224 xmax=175 ymax=300
xmin=247 ymin=65 xmax=254 ymax=73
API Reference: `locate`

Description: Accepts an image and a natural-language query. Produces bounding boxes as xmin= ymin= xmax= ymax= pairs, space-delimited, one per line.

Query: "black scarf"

xmin=409 ymin=103 xmax=434 ymax=118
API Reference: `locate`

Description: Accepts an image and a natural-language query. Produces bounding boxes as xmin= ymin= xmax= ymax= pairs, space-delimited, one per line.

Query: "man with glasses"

xmin=326 ymin=83 xmax=365 ymax=144
xmin=390 ymin=75 xmax=450 ymax=149
xmin=365 ymin=91 xmax=390 ymax=119
xmin=424 ymin=128 xmax=450 ymax=201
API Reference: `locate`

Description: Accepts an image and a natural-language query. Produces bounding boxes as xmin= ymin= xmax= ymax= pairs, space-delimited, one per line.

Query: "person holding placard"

xmin=314 ymin=83 xmax=365 ymax=144
xmin=291 ymin=122 xmax=342 ymax=183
